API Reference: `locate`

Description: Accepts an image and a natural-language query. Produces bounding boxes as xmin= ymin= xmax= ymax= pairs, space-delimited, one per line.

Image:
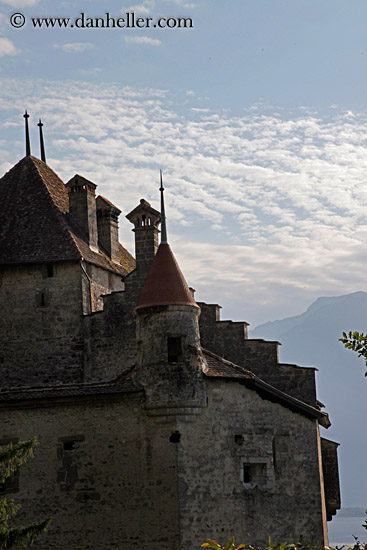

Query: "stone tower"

xmin=134 ymin=185 xmax=206 ymax=417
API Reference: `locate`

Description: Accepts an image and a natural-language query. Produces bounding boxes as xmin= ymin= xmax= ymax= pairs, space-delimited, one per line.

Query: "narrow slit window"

xmin=167 ymin=337 xmax=183 ymax=363
xmin=46 ymin=263 xmax=54 ymax=278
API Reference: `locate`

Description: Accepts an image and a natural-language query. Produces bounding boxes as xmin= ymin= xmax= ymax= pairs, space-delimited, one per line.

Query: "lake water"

xmin=328 ymin=516 xmax=367 ymax=547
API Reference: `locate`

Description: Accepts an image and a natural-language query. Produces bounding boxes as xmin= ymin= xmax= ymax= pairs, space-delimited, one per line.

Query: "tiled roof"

xmin=66 ymin=217 xmax=128 ymax=276
xmin=119 ymin=244 xmax=136 ymax=274
xmin=0 ymin=156 xmax=80 ymax=265
xmin=202 ymin=349 xmax=330 ymax=427
xmin=136 ymin=243 xmax=198 ymax=310
xmin=97 ymin=195 xmax=121 ymax=213
xmin=0 ymin=369 xmax=142 ymax=404
xmin=202 ymin=349 xmax=255 ymax=379
xmin=0 ymin=156 xmax=135 ymax=276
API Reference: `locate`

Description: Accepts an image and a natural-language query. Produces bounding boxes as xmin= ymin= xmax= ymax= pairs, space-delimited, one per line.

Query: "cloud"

xmin=2 ymin=78 xmax=367 ymax=324
xmin=54 ymin=42 xmax=93 ymax=53
xmin=126 ymin=0 xmax=155 ymax=15
xmin=0 ymin=0 xmax=38 ymax=5
xmin=79 ymin=68 xmax=103 ymax=76
xmin=124 ymin=36 xmax=161 ymax=46
xmin=170 ymin=0 xmax=197 ymax=7
xmin=0 ymin=37 xmax=19 ymax=57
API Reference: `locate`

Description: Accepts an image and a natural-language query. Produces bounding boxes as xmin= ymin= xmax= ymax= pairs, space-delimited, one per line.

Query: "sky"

xmin=1 ymin=0 xmax=367 ymax=328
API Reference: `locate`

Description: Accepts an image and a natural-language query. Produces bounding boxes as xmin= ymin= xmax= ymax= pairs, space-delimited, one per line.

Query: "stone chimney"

xmin=96 ymin=195 xmax=121 ymax=263
xmin=66 ymin=175 xmax=99 ymax=252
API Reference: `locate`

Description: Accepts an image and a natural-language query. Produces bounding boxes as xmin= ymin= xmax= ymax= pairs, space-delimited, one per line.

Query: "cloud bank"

xmin=1 ymin=78 xmax=367 ymax=324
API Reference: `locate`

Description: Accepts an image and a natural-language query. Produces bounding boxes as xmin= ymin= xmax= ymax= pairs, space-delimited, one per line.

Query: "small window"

xmin=46 ymin=263 xmax=54 ymax=278
xmin=167 ymin=337 xmax=183 ymax=363
xmin=42 ymin=263 xmax=55 ymax=278
xmin=36 ymin=290 xmax=49 ymax=308
xmin=63 ymin=441 xmax=75 ymax=451
xmin=240 ymin=457 xmax=272 ymax=489
xmin=57 ymin=435 xmax=84 ymax=492
xmin=169 ymin=432 xmax=181 ymax=443
xmin=242 ymin=463 xmax=266 ymax=484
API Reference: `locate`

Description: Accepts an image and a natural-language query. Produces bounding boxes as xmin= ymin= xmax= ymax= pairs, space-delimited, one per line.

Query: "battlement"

xmin=198 ymin=301 xmax=317 ymax=405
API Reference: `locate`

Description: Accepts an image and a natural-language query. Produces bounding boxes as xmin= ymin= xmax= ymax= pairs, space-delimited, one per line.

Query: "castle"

xmin=0 ymin=117 xmax=340 ymax=549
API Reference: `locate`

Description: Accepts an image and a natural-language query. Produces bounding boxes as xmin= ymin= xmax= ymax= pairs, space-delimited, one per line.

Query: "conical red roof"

xmin=136 ymin=243 xmax=198 ymax=310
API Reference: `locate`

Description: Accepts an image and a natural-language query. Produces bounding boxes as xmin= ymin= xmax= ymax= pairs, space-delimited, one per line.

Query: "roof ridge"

xmin=30 ymin=158 xmax=81 ymax=259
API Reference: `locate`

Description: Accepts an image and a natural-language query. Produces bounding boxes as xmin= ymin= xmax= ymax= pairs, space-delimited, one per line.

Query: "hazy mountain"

xmin=251 ymin=291 xmax=367 ymax=510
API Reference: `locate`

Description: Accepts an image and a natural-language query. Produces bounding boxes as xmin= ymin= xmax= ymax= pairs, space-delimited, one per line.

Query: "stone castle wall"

xmin=0 ymin=395 xmax=182 ymax=550
xmin=0 ymin=262 xmax=85 ymax=388
xmin=176 ymin=379 xmax=328 ymax=549
xmin=0 ymin=378 xmax=329 ymax=550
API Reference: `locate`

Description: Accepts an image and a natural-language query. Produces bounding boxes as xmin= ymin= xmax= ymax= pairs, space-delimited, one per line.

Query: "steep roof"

xmin=135 ymin=243 xmax=198 ymax=310
xmin=0 ymin=156 xmax=135 ymax=276
xmin=96 ymin=195 xmax=121 ymax=214
xmin=0 ymin=156 xmax=79 ymax=265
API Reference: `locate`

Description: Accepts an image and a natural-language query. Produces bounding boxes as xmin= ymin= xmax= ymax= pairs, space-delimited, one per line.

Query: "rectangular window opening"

xmin=46 ymin=263 xmax=54 ymax=278
xmin=240 ymin=458 xmax=271 ymax=489
xmin=167 ymin=337 xmax=183 ymax=363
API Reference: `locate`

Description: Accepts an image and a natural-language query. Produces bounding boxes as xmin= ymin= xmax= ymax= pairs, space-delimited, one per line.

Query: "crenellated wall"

xmin=198 ymin=301 xmax=318 ymax=406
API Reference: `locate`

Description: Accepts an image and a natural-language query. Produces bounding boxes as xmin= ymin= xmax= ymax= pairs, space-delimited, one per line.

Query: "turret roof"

xmin=135 ymin=243 xmax=198 ymax=310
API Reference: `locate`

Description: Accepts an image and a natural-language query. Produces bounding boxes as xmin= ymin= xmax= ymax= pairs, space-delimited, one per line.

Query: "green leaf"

xmin=202 ymin=540 xmax=221 ymax=550
xmin=224 ymin=537 xmax=235 ymax=550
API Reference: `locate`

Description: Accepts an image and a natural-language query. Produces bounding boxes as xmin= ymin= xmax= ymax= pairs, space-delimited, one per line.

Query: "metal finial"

xmin=37 ymin=118 xmax=46 ymax=163
xmin=159 ymin=170 xmax=168 ymax=244
xmin=23 ymin=110 xmax=31 ymax=156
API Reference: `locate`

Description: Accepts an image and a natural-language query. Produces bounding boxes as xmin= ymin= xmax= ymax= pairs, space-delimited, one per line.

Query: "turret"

xmin=134 ymin=175 xmax=206 ymax=418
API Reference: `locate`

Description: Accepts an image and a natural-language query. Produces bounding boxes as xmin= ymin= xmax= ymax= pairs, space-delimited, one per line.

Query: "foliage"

xmin=201 ymin=537 xmax=317 ymax=550
xmin=200 ymin=535 xmax=367 ymax=550
xmin=201 ymin=537 xmax=246 ymax=550
xmin=339 ymin=331 xmax=367 ymax=376
xmin=0 ymin=438 xmax=51 ymax=549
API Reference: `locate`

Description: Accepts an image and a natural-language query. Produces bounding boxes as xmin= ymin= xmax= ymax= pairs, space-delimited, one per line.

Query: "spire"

xmin=23 ymin=111 xmax=31 ymax=157
xmin=37 ymin=118 xmax=46 ymax=163
xmin=159 ymin=170 xmax=167 ymax=244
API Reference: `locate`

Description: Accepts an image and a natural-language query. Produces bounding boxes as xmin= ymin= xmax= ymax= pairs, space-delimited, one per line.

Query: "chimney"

xmin=126 ymin=199 xmax=160 ymax=284
xmin=66 ymin=174 xmax=99 ymax=252
xmin=96 ymin=195 xmax=121 ymax=263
